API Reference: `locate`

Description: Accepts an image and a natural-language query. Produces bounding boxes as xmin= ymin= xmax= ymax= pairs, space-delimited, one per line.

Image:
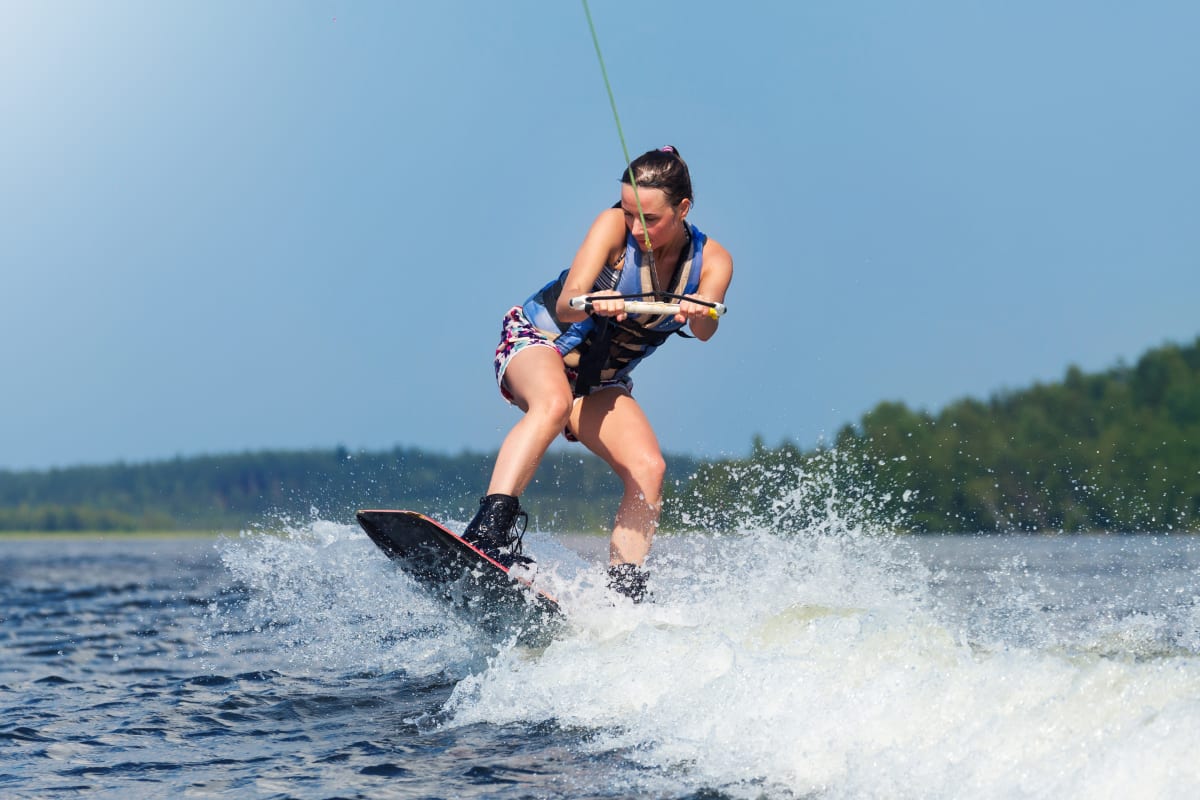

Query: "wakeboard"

xmin=356 ymin=509 xmax=562 ymax=640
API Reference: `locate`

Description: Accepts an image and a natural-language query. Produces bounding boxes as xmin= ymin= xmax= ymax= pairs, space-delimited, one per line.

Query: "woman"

xmin=463 ymin=146 xmax=733 ymax=601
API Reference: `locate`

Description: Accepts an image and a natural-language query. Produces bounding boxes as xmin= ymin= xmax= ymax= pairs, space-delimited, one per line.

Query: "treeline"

xmin=0 ymin=446 xmax=703 ymax=533
xmin=681 ymin=336 xmax=1200 ymax=533
xmin=3 ymin=336 xmax=1198 ymax=534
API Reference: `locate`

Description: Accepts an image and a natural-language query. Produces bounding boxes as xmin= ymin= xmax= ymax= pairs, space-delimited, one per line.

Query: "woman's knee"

xmin=622 ymin=451 xmax=666 ymax=495
xmin=526 ymin=388 xmax=573 ymax=430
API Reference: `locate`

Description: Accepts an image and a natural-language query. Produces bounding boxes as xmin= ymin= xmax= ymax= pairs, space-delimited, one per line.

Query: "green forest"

xmin=0 ymin=446 xmax=692 ymax=534
xmin=682 ymin=336 xmax=1200 ymax=534
xmin=3 ymin=336 xmax=1199 ymax=534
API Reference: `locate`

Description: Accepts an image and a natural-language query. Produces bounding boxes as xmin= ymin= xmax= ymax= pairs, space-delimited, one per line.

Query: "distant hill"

xmin=4 ymin=336 xmax=1198 ymax=534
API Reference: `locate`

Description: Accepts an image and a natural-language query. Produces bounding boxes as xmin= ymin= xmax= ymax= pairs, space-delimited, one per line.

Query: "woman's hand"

xmin=585 ymin=289 xmax=628 ymax=322
xmin=675 ymin=294 xmax=716 ymax=324
xmin=678 ymin=292 xmax=725 ymax=341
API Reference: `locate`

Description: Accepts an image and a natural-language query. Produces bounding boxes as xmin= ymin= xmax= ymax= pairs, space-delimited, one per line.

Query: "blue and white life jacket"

xmin=522 ymin=222 xmax=707 ymax=395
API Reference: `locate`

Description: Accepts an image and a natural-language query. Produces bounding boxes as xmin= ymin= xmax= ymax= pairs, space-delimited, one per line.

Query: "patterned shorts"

xmin=492 ymin=307 xmax=632 ymax=439
xmin=493 ymin=306 xmax=567 ymax=405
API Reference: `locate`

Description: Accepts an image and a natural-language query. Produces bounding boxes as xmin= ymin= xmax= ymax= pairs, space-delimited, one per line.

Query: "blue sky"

xmin=2 ymin=1 xmax=1198 ymax=471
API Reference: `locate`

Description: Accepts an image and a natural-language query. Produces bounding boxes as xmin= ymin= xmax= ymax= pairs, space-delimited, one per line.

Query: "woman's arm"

xmin=677 ymin=238 xmax=733 ymax=341
xmin=555 ymin=208 xmax=628 ymax=323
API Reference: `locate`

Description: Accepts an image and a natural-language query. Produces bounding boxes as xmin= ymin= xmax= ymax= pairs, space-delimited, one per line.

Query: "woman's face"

xmin=620 ymin=184 xmax=690 ymax=252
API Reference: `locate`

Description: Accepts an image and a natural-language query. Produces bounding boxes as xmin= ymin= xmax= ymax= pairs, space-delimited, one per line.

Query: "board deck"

xmin=356 ymin=509 xmax=562 ymax=639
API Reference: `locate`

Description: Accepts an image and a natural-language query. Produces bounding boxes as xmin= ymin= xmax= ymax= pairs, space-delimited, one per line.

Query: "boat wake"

xmin=207 ymin=465 xmax=1200 ymax=799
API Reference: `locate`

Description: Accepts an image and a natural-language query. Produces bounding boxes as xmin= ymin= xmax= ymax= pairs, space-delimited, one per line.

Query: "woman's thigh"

xmin=569 ymin=388 xmax=665 ymax=483
xmin=503 ymin=345 xmax=573 ymax=414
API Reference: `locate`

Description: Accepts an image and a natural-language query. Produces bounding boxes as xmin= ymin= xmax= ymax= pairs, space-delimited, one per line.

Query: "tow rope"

xmin=580 ymin=0 xmax=655 ymax=264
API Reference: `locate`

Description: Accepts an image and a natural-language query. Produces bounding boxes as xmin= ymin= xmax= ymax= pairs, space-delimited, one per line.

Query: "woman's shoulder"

xmin=700 ymin=233 xmax=732 ymax=266
xmin=594 ymin=205 xmax=626 ymax=231
xmin=585 ymin=206 xmax=630 ymax=253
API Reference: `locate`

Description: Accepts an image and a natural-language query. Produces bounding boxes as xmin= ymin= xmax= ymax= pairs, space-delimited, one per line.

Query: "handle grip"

xmin=569 ymin=296 xmax=727 ymax=319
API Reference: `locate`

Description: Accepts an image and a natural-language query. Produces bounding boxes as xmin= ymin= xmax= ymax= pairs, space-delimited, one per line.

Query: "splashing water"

xmin=207 ymin=459 xmax=1200 ymax=799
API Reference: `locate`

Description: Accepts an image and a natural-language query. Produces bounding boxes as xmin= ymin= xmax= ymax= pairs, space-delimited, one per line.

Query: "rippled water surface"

xmin=4 ymin=523 xmax=1200 ymax=799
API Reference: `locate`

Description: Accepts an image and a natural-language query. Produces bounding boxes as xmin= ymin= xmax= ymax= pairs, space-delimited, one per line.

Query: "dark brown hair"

xmin=620 ymin=145 xmax=694 ymax=208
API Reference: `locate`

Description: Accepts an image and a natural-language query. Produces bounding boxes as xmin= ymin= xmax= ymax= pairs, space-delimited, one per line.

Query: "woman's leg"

xmin=487 ymin=345 xmax=574 ymax=496
xmin=464 ymin=345 xmax=572 ymax=559
xmin=569 ymin=388 xmax=667 ymax=566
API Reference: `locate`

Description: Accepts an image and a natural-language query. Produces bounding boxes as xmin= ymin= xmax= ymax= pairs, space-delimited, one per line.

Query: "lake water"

xmin=4 ymin=520 xmax=1200 ymax=799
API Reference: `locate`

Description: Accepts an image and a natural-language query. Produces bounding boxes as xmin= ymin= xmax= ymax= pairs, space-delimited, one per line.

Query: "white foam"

xmin=205 ymin=515 xmax=485 ymax=678
xmin=206 ymin=489 xmax=1200 ymax=797
xmin=445 ymin=527 xmax=1200 ymax=798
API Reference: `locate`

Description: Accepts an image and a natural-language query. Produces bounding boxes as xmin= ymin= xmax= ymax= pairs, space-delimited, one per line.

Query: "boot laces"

xmin=471 ymin=496 xmax=530 ymax=565
xmin=507 ymin=506 xmax=529 ymax=557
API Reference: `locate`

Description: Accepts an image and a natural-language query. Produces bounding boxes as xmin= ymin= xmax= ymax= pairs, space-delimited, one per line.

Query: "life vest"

xmin=522 ymin=222 xmax=707 ymax=395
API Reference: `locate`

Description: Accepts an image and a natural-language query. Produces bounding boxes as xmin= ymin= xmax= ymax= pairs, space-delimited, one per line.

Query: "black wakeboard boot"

xmin=607 ymin=563 xmax=650 ymax=603
xmin=461 ymin=493 xmax=532 ymax=568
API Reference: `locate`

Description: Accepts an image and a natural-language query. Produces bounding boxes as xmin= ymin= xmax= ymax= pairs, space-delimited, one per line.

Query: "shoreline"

xmin=0 ymin=530 xmax=223 ymax=541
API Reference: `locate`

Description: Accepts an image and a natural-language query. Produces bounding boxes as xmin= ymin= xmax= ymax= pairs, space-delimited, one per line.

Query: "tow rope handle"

xmin=569 ymin=295 xmax=727 ymax=320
